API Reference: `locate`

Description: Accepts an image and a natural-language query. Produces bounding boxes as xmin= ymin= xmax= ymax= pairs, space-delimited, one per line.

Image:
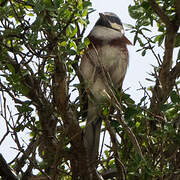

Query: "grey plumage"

xmin=80 ymin=12 xmax=131 ymax=171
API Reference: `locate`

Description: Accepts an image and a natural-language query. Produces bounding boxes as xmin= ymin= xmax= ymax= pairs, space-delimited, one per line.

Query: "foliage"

xmin=0 ymin=0 xmax=179 ymax=180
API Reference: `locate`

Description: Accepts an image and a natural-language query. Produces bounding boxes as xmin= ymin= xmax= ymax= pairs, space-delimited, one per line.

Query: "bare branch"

xmin=104 ymin=118 xmax=126 ymax=179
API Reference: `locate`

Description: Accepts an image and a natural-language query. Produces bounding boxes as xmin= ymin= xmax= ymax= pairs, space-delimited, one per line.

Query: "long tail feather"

xmin=84 ymin=101 xmax=102 ymax=167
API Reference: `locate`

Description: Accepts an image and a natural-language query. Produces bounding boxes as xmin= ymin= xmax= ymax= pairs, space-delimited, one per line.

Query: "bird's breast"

xmin=97 ymin=44 xmax=129 ymax=86
xmin=81 ymin=43 xmax=129 ymax=87
xmin=99 ymin=44 xmax=127 ymax=66
xmin=80 ymin=36 xmax=130 ymax=100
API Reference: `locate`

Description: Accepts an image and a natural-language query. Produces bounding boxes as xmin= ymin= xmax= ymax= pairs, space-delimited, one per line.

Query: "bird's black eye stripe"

xmin=106 ymin=15 xmax=122 ymax=25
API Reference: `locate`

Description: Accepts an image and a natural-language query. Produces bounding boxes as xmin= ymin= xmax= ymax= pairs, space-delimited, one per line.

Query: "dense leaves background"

xmin=0 ymin=0 xmax=179 ymax=179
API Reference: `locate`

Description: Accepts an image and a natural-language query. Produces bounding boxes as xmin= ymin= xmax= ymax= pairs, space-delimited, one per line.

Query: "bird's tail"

xmin=84 ymin=101 xmax=102 ymax=168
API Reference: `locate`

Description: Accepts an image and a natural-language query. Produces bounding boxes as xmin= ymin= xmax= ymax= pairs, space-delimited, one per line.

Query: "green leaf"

xmin=78 ymin=17 xmax=87 ymax=25
xmin=82 ymin=9 xmax=88 ymax=17
xmin=124 ymin=107 xmax=138 ymax=119
xmin=27 ymin=13 xmax=34 ymax=17
xmin=128 ymin=5 xmax=144 ymax=19
xmin=60 ymin=41 xmax=67 ymax=47
xmin=154 ymin=34 xmax=164 ymax=46
xmin=135 ymin=121 xmax=141 ymax=128
xmin=104 ymin=150 xmax=109 ymax=158
xmin=175 ymin=33 xmax=180 ymax=47
xmin=142 ymin=141 xmax=146 ymax=147
xmin=103 ymin=107 xmax=108 ymax=116
xmin=158 ymin=24 xmax=165 ymax=32
xmin=141 ymin=1 xmax=150 ymax=10
xmin=66 ymin=25 xmax=71 ymax=36
xmin=20 ymin=85 xmax=29 ymax=96
xmin=83 ymin=1 xmax=92 ymax=8
xmin=142 ymin=49 xmax=146 ymax=56
xmin=139 ymin=18 xmax=151 ymax=26
xmin=70 ymin=25 xmax=77 ymax=37
xmin=84 ymin=37 xmax=90 ymax=47
xmin=7 ymin=64 xmax=15 ymax=74
xmin=33 ymin=2 xmax=45 ymax=13
xmin=110 ymin=120 xmax=120 ymax=128
xmin=137 ymin=37 xmax=144 ymax=47
xmin=70 ymin=41 xmax=77 ymax=52
xmin=122 ymin=93 xmax=135 ymax=104
xmin=160 ymin=104 xmax=173 ymax=111
xmin=15 ymin=124 xmax=25 ymax=132
xmin=170 ymin=91 xmax=180 ymax=103
xmin=138 ymin=96 xmax=147 ymax=106
xmin=108 ymin=159 xmax=114 ymax=167
xmin=122 ymin=93 xmax=131 ymax=101
xmin=15 ymin=105 xmax=32 ymax=114
xmin=133 ymin=32 xmax=138 ymax=45
xmin=145 ymin=78 xmax=154 ymax=82
xmin=69 ymin=49 xmax=76 ymax=55
xmin=124 ymin=23 xmax=134 ymax=29
xmin=77 ymin=0 xmax=83 ymax=9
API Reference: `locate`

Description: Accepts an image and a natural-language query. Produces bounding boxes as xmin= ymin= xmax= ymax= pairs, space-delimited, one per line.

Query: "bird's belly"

xmin=99 ymin=45 xmax=129 ymax=86
xmin=101 ymin=45 xmax=120 ymax=66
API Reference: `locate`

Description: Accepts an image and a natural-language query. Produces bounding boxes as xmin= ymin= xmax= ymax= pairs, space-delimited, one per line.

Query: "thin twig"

xmin=91 ymin=43 xmax=145 ymax=160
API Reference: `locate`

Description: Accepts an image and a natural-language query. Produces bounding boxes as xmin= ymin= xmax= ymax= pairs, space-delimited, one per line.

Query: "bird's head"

xmin=89 ymin=12 xmax=125 ymax=40
xmin=95 ymin=12 xmax=124 ymax=34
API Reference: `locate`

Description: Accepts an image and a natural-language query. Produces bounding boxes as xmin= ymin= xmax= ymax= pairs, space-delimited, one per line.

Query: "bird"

xmin=80 ymin=12 xmax=131 ymax=171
